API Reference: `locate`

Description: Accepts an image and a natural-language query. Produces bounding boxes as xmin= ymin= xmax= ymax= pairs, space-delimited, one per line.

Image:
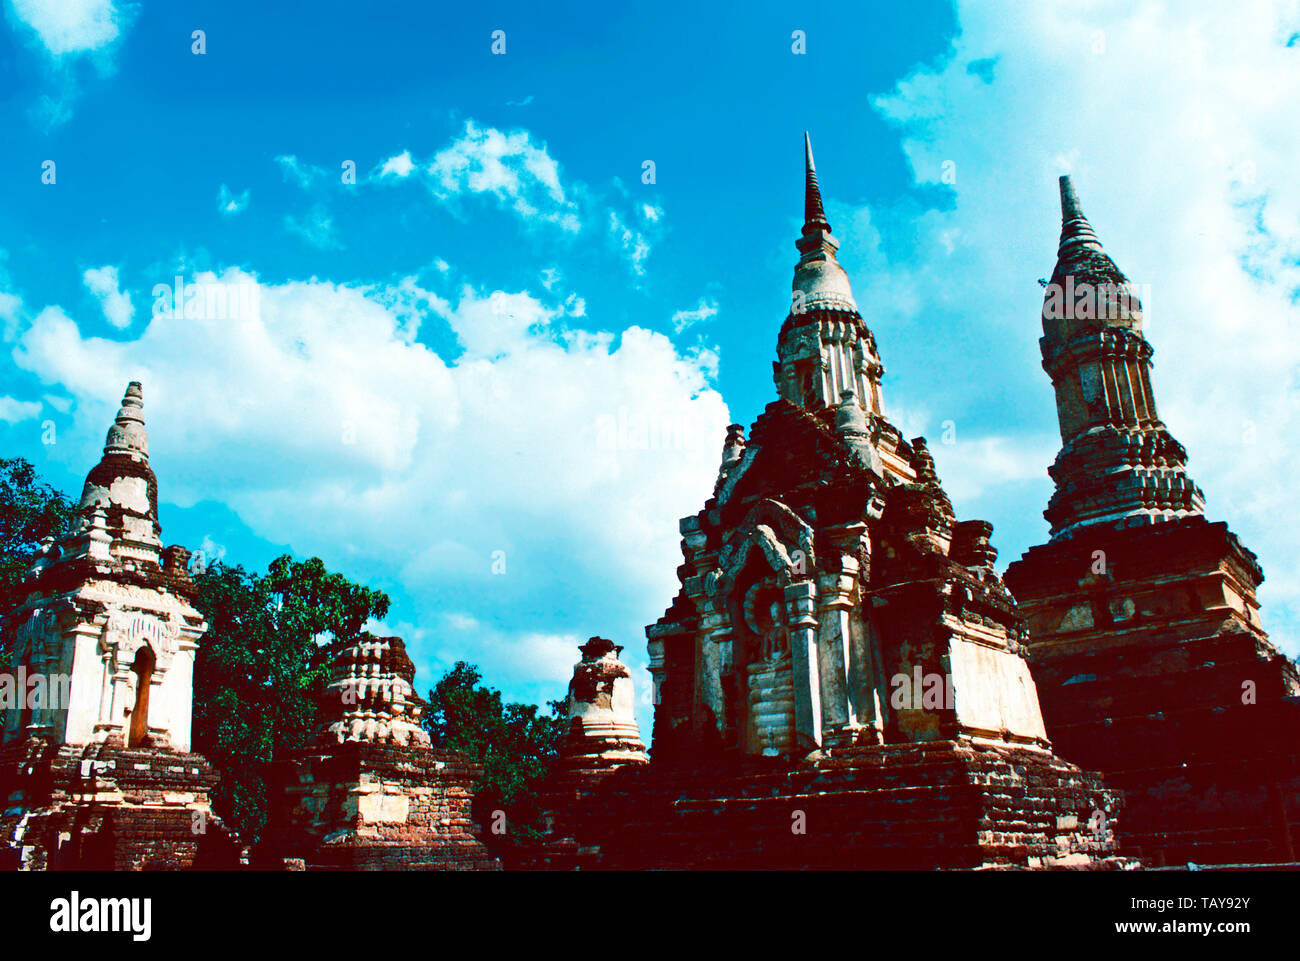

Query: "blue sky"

xmin=2 ymin=1 xmax=1298 ymax=735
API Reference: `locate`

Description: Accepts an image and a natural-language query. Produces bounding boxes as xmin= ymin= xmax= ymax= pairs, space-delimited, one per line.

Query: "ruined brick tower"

xmin=1005 ymin=178 xmax=1300 ymax=865
xmin=0 ymin=383 xmax=239 ymax=869
xmin=537 ymin=138 xmax=1127 ymax=869
xmin=258 ymin=634 xmax=501 ymax=870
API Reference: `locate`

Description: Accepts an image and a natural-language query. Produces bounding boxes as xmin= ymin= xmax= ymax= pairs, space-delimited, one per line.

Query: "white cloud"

xmin=377 ymin=150 xmax=415 ymax=178
xmin=5 ymin=0 xmax=133 ymax=127
xmin=376 ymin=121 xmax=662 ymax=275
xmin=0 ymin=395 xmax=40 ymax=423
xmin=195 ymin=535 xmax=227 ymax=570
xmin=671 ymin=297 xmax=719 ymax=333
xmin=609 ymin=211 xmax=652 ymax=276
xmin=6 ymin=0 xmax=123 ymax=56
xmin=82 ymin=265 xmax=133 ymax=329
xmin=217 ymin=184 xmax=250 ymax=216
xmin=11 ymin=266 xmax=729 ymax=706
xmin=422 ymin=120 xmax=581 ymax=232
xmin=927 ymin=434 xmax=1059 ymax=504
xmin=867 ymin=0 xmax=1300 ymax=645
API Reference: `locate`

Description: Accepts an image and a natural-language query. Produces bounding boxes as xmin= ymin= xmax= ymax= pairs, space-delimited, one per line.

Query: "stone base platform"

xmin=257 ymin=742 xmax=501 ymax=871
xmin=1030 ymin=647 xmax=1300 ymax=865
xmin=518 ymin=738 xmax=1129 ymax=870
xmin=0 ymin=737 xmax=241 ymax=870
xmin=1006 ymin=516 xmax=1300 ymax=865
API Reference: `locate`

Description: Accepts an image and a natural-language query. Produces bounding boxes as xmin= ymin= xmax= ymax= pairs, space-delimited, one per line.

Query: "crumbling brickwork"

xmin=0 ymin=737 xmax=239 ymax=870
xmin=257 ymin=635 xmax=500 ymax=870
xmin=1007 ymin=518 xmax=1300 ymax=864
xmin=529 ymin=741 xmax=1122 ymax=870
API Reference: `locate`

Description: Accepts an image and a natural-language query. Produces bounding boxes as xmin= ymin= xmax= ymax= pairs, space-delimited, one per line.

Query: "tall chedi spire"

xmin=774 ymin=133 xmax=884 ymax=417
xmin=0 ymin=381 xmax=249 ymax=871
xmin=1038 ymin=175 xmax=1204 ymax=540
xmin=622 ymin=136 xmax=1124 ymax=870
xmin=1005 ymin=179 xmax=1299 ymax=867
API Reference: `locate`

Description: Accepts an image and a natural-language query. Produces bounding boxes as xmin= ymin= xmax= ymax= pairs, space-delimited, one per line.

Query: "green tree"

xmin=0 ymin=457 xmax=75 ymax=610
xmin=190 ymin=554 xmax=390 ymax=843
xmin=424 ymin=661 xmax=566 ymax=845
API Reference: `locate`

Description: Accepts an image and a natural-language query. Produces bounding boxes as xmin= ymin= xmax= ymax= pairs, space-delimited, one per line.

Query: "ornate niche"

xmin=99 ymin=610 xmax=179 ymax=748
xmin=740 ymin=578 xmax=794 ymax=755
xmin=710 ymin=498 xmax=819 ymax=756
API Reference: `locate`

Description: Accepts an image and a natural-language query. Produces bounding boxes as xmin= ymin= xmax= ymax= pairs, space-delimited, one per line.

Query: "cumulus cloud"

xmin=10 ymin=266 xmax=729 ymax=709
xmin=5 ymin=0 xmax=123 ymax=56
xmin=284 ymin=205 xmax=342 ymax=250
xmin=275 ymin=154 xmax=330 ymax=191
xmin=82 ymin=265 xmax=133 ymax=328
xmin=420 ymin=120 xmax=581 ymax=232
xmin=4 ymin=0 xmax=134 ymax=127
xmin=377 ymin=150 xmax=414 ymax=179
xmin=864 ymin=0 xmax=1300 ymax=644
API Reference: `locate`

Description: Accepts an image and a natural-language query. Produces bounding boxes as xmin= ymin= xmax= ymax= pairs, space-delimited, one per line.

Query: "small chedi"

xmin=519 ymin=637 xmax=648 ymax=868
xmin=529 ymin=137 xmax=1124 ymax=870
xmin=257 ymin=634 xmax=501 ymax=870
xmin=0 ymin=383 xmax=239 ymax=869
xmin=1004 ymin=178 xmax=1300 ymax=865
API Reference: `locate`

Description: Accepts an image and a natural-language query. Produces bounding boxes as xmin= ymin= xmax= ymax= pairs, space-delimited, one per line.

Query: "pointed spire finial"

xmin=804 ymin=131 xmax=829 ymax=229
xmin=1059 ymin=175 xmax=1083 ymax=221
xmin=103 ymin=380 xmax=149 ymax=458
xmin=792 ymin=132 xmax=857 ymax=312
xmin=1057 ymin=174 xmax=1103 ymax=257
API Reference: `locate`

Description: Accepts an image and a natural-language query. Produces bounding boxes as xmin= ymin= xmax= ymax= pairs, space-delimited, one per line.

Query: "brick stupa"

xmin=517 ymin=637 xmax=648 ymax=868
xmin=0 ymin=383 xmax=240 ymax=869
xmin=1004 ymin=177 xmax=1300 ymax=865
xmin=528 ymin=138 xmax=1128 ymax=870
xmin=258 ymin=634 xmax=500 ymax=870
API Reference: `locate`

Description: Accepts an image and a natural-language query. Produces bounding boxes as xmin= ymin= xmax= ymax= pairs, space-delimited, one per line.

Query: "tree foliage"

xmin=424 ymin=661 xmax=566 ymax=844
xmin=190 ymin=554 xmax=390 ymax=843
xmin=0 ymin=457 xmax=75 ymax=610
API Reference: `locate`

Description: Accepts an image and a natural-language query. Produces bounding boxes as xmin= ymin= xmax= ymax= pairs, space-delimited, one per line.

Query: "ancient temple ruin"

xmin=0 ymin=383 xmax=238 ymax=869
xmin=1004 ymin=178 xmax=1300 ymax=865
xmin=527 ymin=137 xmax=1126 ymax=870
xmin=5 ymin=147 xmax=1295 ymax=874
xmin=258 ymin=634 xmax=501 ymax=870
xmin=519 ymin=637 xmax=648 ymax=868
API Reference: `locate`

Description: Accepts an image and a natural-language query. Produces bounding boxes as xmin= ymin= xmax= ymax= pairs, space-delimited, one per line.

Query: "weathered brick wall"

xmin=1007 ymin=516 xmax=1300 ymax=865
xmin=0 ymin=737 xmax=241 ymax=870
xmin=258 ymin=743 xmax=500 ymax=870
xmin=517 ymin=740 xmax=1124 ymax=870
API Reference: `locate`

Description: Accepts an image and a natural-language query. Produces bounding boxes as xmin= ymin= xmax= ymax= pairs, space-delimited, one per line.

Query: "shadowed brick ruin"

xmin=257 ymin=634 xmax=501 ymax=870
xmin=521 ymin=137 xmax=1127 ymax=870
xmin=1004 ymin=178 xmax=1300 ymax=866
